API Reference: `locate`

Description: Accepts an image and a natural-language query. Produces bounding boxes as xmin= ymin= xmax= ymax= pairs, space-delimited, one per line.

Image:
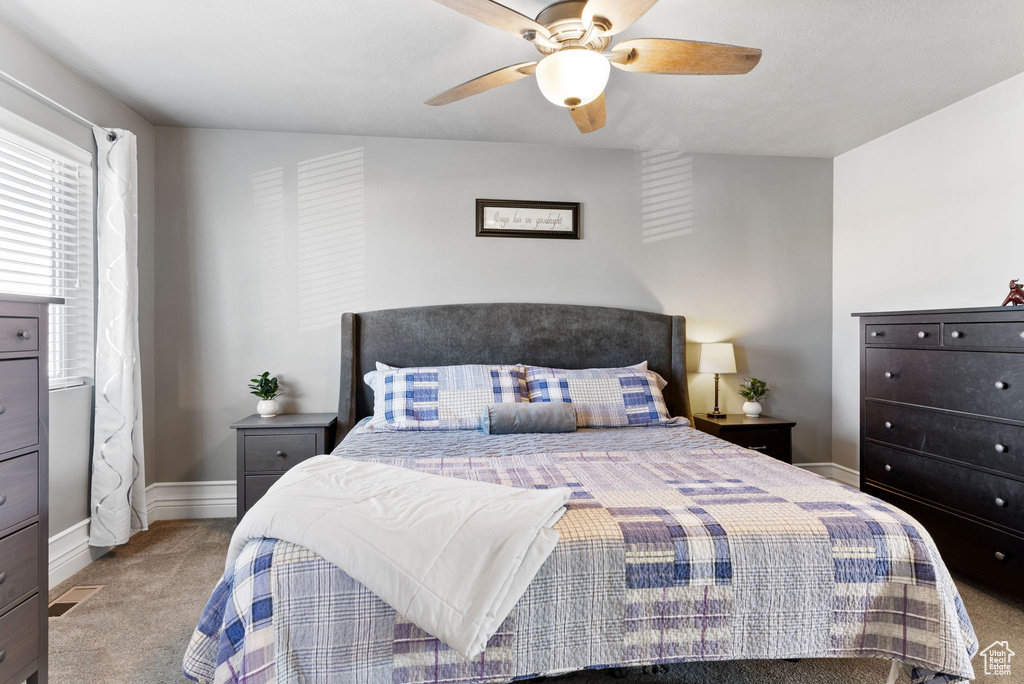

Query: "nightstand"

xmin=692 ymin=413 xmax=796 ymax=464
xmin=231 ymin=413 xmax=337 ymax=520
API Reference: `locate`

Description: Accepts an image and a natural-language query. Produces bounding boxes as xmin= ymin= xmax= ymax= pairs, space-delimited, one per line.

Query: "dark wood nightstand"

xmin=231 ymin=413 xmax=337 ymax=520
xmin=692 ymin=413 xmax=796 ymax=464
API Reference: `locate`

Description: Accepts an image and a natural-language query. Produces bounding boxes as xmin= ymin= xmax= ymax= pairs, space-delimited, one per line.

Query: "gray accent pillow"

xmin=481 ymin=402 xmax=577 ymax=435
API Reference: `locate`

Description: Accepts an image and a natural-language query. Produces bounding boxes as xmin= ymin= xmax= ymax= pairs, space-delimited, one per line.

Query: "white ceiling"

xmin=2 ymin=0 xmax=1023 ymax=157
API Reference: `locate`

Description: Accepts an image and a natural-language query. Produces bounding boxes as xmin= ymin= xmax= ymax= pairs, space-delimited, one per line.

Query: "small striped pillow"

xmin=525 ymin=364 xmax=681 ymax=428
xmin=365 ymin=364 xmax=527 ymax=430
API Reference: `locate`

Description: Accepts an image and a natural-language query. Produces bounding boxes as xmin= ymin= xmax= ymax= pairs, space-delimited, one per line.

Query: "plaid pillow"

xmin=365 ymin=364 xmax=527 ymax=430
xmin=525 ymin=365 xmax=679 ymax=428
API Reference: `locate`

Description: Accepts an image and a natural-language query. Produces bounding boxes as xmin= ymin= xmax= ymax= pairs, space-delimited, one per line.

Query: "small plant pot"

xmin=257 ymin=399 xmax=279 ymax=418
xmin=742 ymin=400 xmax=763 ymax=417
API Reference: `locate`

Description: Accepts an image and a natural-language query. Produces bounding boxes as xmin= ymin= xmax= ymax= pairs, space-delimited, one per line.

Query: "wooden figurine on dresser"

xmin=1002 ymin=279 xmax=1024 ymax=306
xmin=0 ymin=294 xmax=61 ymax=684
xmin=855 ymin=305 xmax=1024 ymax=596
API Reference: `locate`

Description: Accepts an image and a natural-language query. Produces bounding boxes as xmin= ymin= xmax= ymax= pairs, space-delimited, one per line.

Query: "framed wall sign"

xmin=476 ymin=199 xmax=580 ymax=240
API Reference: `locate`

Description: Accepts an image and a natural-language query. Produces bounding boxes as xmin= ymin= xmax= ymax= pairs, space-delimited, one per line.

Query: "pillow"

xmin=565 ymin=361 xmax=664 ymax=388
xmin=381 ymin=360 xmax=650 ymax=374
xmin=480 ymin=402 xmax=577 ymax=435
xmin=365 ymin=364 xmax=527 ymax=430
xmin=525 ymin=365 xmax=678 ymax=428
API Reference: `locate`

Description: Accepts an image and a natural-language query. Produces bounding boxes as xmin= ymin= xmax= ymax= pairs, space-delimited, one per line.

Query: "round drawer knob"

xmin=1020 ymin=331 xmax=1024 ymax=340
xmin=995 ymin=444 xmax=1007 ymax=453
xmin=995 ymin=497 xmax=1007 ymax=507
xmin=16 ymin=329 xmax=31 ymax=340
xmin=995 ymin=551 xmax=1006 ymax=561
xmin=870 ymin=331 xmax=881 ymax=337
xmin=917 ymin=331 xmax=928 ymax=339
xmin=0 ymin=402 xmax=5 ymax=415
xmin=0 ymin=494 xmax=6 ymax=506
xmin=0 ymin=571 xmax=6 ymax=585
xmin=995 ymin=381 xmax=1008 ymax=390
xmin=884 ymin=421 xmax=894 ymax=429
xmin=950 ymin=330 xmax=962 ymax=339
xmin=275 ymin=450 xmax=286 ymax=458
xmin=884 ymin=464 xmax=892 ymax=472
xmin=0 ymin=649 xmax=6 ymax=664
xmin=884 ymin=371 xmax=895 ymax=379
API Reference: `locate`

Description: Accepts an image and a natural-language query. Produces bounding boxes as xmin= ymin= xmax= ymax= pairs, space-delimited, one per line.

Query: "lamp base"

xmin=707 ymin=373 xmax=727 ymax=419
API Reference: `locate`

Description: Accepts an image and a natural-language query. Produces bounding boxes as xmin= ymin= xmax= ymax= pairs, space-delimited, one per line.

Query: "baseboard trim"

xmin=830 ymin=463 xmax=861 ymax=487
xmin=795 ymin=462 xmax=860 ymax=487
xmin=795 ymin=461 xmax=834 ymax=478
xmin=146 ymin=480 xmax=237 ymax=521
xmin=48 ymin=518 xmax=99 ymax=588
xmin=49 ymin=479 xmax=237 ymax=588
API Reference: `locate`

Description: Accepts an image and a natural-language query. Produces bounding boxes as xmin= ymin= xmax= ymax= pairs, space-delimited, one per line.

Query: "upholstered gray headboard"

xmin=337 ymin=303 xmax=691 ymax=439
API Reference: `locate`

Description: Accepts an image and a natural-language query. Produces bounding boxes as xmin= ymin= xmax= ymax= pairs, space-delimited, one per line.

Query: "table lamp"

xmin=698 ymin=342 xmax=736 ymax=419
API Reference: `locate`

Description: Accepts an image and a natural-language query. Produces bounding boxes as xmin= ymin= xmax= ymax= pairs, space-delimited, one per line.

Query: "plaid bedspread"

xmin=184 ymin=424 xmax=977 ymax=684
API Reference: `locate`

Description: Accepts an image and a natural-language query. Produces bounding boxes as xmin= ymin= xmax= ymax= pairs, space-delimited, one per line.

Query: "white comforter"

xmin=227 ymin=454 xmax=570 ymax=658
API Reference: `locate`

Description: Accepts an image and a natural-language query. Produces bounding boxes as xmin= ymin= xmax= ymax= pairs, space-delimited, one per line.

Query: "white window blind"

xmin=0 ymin=123 xmax=94 ymax=389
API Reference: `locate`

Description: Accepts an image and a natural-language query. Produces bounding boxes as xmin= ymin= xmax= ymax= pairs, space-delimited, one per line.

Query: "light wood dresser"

xmin=0 ymin=294 xmax=60 ymax=684
xmin=855 ymin=306 xmax=1024 ymax=595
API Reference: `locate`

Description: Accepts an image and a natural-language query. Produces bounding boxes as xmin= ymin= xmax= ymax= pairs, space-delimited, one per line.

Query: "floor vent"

xmin=48 ymin=585 xmax=104 ymax=618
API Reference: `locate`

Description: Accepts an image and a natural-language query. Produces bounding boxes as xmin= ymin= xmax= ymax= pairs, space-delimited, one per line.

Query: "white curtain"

xmin=89 ymin=127 xmax=147 ymax=547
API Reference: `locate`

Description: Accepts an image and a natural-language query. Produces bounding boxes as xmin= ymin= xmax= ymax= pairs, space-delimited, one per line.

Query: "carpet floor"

xmin=48 ymin=519 xmax=1023 ymax=683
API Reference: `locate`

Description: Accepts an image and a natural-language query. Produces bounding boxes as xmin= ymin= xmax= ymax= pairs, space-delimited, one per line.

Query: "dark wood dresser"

xmin=855 ymin=306 xmax=1024 ymax=594
xmin=232 ymin=413 xmax=337 ymax=521
xmin=0 ymin=295 xmax=59 ymax=684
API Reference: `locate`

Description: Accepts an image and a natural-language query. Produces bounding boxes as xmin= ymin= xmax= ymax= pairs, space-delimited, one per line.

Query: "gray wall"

xmin=155 ymin=127 xmax=833 ymax=483
xmin=0 ymin=19 xmax=157 ymax=535
xmin=832 ymin=71 xmax=1024 ymax=472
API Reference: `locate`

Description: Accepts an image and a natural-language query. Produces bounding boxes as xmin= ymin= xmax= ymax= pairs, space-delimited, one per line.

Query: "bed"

xmin=183 ymin=303 xmax=978 ymax=684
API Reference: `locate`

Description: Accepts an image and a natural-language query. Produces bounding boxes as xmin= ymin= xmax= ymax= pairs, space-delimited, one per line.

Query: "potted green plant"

xmin=249 ymin=371 xmax=281 ymax=418
xmin=738 ymin=377 xmax=769 ymax=417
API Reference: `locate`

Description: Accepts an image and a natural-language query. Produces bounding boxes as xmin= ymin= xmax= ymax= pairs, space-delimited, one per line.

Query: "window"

xmin=0 ymin=116 xmax=94 ymax=389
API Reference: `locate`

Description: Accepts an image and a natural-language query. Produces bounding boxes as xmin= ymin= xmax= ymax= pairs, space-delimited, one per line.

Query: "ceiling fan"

xmin=425 ymin=0 xmax=762 ymax=133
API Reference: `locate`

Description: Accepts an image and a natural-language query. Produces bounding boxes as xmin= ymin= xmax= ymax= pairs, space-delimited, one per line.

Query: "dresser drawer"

xmin=864 ymin=443 xmax=1024 ymax=533
xmin=0 ymin=318 xmax=38 ymax=353
xmin=865 ymin=348 xmax=1023 ymax=420
xmin=865 ymin=402 xmax=1024 ymax=479
xmin=0 ymin=525 xmax=37 ymax=614
xmin=865 ymin=323 xmax=940 ymax=347
xmin=725 ymin=428 xmax=791 ymax=462
xmin=0 ymin=454 xmax=38 ymax=534
xmin=0 ymin=359 xmax=39 ymax=455
xmin=0 ymin=595 xmax=38 ymax=683
xmin=244 ymin=475 xmax=281 ymax=511
xmin=243 ymin=433 xmax=318 ymax=472
xmin=945 ymin=321 xmax=1024 ymax=349
xmin=864 ymin=483 xmax=1024 ymax=595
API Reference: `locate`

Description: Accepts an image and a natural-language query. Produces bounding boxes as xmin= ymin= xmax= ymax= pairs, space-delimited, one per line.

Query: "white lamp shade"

xmin=535 ymin=48 xmax=610 ymax=108
xmin=698 ymin=343 xmax=737 ymax=374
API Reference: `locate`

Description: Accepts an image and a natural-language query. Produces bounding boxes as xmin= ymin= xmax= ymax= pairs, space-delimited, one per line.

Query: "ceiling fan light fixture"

xmin=535 ymin=47 xmax=610 ymax=108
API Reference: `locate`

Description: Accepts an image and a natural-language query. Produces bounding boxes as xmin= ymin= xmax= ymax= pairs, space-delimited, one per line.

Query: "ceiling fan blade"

xmin=611 ymin=38 xmax=762 ymax=75
xmin=425 ymin=62 xmax=538 ymax=106
xmin=582 ymin=0 xmax=660 ymax=35
xmin=432 ymin=0 xmax=550 ymax=41
xmin=569 ymin=92 xmax=607 ymax=133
